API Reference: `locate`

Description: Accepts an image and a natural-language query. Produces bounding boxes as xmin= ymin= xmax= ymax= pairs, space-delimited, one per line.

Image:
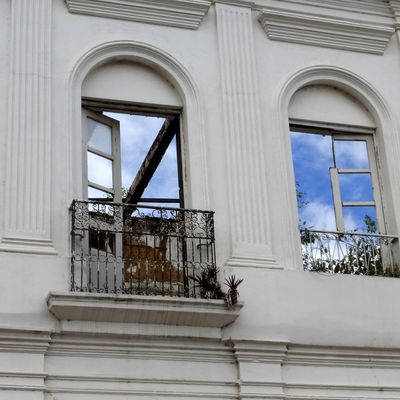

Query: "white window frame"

xmin=82 ymin=108 xmax=122 ymax=202
xmin=290 ymin=120 xmax=386 ymax=234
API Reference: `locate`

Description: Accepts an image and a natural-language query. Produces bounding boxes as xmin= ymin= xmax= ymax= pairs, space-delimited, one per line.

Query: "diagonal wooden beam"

xmin=125 ymin=117 xmax=179 ymax=205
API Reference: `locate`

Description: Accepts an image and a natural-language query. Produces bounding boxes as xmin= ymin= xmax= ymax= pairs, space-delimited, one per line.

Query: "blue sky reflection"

xmin=291 ymin=131 xmax=377 ymax=232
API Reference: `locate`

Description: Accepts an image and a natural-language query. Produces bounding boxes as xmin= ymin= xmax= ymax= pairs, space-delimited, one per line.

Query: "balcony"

xmin=47 ymin=200 xmax=242 ymax=327
xmin=300 ymin=228 xmax=399 ymax=276
xmin=70 ymin=200 xmax=218 ymax=297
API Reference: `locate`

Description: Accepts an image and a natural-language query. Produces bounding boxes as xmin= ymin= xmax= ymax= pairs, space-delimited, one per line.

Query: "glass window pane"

xmin=88 ymin=186 xmax=110 ymax=200
xmin=290 ymin=131 xmax=336 ymax=231
xmin=343 ymin=206 xmax=378 ymax=232
xmin=87 ymin=118 xmax=112 ymax=154
xmin=334 ymin=140 xmax=369 ymax=169
xmin=88 ymin=152 xmax=113 ymax=188
xmin=339 ymin=173 xmax=374 ymax=202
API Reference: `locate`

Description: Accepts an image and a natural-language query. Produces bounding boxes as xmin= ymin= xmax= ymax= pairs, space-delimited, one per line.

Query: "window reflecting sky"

xmin=291 ymin=131 xmax=377 ymax=232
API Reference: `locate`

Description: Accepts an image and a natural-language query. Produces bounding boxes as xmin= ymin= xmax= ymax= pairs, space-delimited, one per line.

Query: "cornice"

xmin=277 ymin=0 xmax=392 ymax=17
xmin=228 ymin=340 xmax=289 ymax=363
xmin=48 ymin=334 xmax=235 ymax=363
xmin=64 ymin=0 xmax=212 ymax=29
xmin=258 ymin=7 xmax=394 ymax=55
xmin=0 ymin=329 xmax=50 ymax=354
xmin=286 ymin=344 xmax=400 ymax=368
xmin=228 ymin=339 xmax=400 ymax=369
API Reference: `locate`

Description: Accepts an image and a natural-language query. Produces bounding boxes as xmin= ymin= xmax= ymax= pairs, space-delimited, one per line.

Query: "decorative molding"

xmin=258 ymin=7 xmax=394 ymax=55
xmin=0 ymin=329 xmax=50 ymax=354
xmin=3 ymin=0 xmax=55 ymax=254
xmin=48 ymin=333 xmax=235 ymax=362
xmin=390 ymin=0 xmax=400 ymax=15
xmin=228 ymin=339 xmax=400 ymax=399
xmin=229 ymin=340 xmax=287 ymax=399
xmin=64 ymin=0 xmax=212 ymax=30
xmin=280 ymin=0 xmax=392 ymax=17
xmin=286 ymin=344 xmax=400 ymax=368
xmin=227 ymin=255 xmax=281 ymax=269
xmin=216 ymin=2 xmax=275 ymax=268
xmin=229 ymin=340 xmax=289 ymax=363
xmin=47 ymin=292 xmax=242 ymax=327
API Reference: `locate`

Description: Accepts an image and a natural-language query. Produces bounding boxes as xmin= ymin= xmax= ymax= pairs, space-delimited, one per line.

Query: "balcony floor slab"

xmin=47 ymin=292 xmax=242 ymax=328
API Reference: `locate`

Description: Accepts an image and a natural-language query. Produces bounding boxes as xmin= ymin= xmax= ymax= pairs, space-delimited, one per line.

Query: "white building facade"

xmin=1 ymin=0 xmax=400 ymax=399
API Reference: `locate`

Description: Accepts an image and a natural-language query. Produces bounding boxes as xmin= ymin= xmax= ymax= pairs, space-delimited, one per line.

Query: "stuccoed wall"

xmin=1 ymin=0 xmax=400 ymax=399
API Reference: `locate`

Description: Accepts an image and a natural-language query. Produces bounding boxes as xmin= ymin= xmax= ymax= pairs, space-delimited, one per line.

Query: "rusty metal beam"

xmin=125 ymin=117 xmax=179 ymax=205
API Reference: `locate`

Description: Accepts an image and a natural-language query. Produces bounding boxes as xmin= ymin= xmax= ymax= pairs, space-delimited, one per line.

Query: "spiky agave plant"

xmin=192 ymin=266 xmax=224 ymax=299
xmin=224 ymin=275 xmax=243 ymax=307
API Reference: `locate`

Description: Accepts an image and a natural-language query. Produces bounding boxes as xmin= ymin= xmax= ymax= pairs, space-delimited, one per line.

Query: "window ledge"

xmin=47 ymin=292 xmax=242 ymax=328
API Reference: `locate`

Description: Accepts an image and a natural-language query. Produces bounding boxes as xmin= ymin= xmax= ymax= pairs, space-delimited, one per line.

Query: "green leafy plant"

xmin=224 ymin=275 xmax=243 ymax=307
xmin=192 ymin=266 xmax=224 ymax=299
xmin=192 ymin=267 xmax=243 ymax=307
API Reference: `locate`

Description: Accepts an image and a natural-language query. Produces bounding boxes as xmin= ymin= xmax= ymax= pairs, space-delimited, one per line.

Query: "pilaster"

xmin=216 ymin=2 xmax=276 ymax=268
xmin=230 ymin=340 xmax=287 ymax=399
xmin=2 ymin=0 xmax=56 ymax=254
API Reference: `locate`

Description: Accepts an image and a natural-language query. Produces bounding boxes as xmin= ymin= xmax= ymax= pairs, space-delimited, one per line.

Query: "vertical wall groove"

xmin=3 ymin=0 xmax=55 ymax=253
xmin=216 ymin=3 xmax=274 ymax=266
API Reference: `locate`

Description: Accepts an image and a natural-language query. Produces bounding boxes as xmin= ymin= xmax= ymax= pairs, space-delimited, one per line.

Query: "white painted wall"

xmin=289 ymin=84 xmax=376 ymax=127
xmin=1 ymin=0 xmax=400 ymax=399
xmin=82 ymin=61 xmax=183 ymax=107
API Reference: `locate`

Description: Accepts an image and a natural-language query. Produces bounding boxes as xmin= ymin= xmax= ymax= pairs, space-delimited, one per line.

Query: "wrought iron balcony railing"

xmin=70 ymin=200 xmax=216 ymax=297
xmin=300 ymin=228 xmax=399 ymax=276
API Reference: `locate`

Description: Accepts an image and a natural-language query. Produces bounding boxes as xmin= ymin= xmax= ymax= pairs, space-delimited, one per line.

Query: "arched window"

xmin=288 ymin=84 xmax=397 ymax=275
xmin=289 ymin=84 xmax=384 ymax=234
xmin=81 ymin=60 xmax=184 ymax=207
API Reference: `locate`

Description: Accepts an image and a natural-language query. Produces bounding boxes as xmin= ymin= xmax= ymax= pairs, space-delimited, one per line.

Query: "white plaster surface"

xmin=1 ymin=0 xmax=400 ymax=399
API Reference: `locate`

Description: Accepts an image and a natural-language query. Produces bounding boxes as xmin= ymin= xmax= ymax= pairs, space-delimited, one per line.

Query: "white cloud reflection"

xmin=334 ymin=140 xmax=369 ymax=169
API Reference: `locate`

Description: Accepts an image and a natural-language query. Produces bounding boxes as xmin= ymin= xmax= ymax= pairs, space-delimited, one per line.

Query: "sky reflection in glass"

xmin=291 ymin=131 xmax=377 ymax=232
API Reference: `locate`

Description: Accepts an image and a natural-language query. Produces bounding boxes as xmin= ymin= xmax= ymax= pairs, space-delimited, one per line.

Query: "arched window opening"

xmin=289 ymin=85 xmax=397 ymax=276
xmin=83 ymin=102 xmax=184 ymax=208
xmin=70 ymin=59 xmax=217 ymax=297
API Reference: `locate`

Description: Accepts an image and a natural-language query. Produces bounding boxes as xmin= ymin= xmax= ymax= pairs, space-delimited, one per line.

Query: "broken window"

xmin=80 ymin=100 xmax=188 ymax=293
xmin=290 ymin=125 xmax=385 ymax=233
xmin=83 ymin=101 xmax=184 ymax=207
